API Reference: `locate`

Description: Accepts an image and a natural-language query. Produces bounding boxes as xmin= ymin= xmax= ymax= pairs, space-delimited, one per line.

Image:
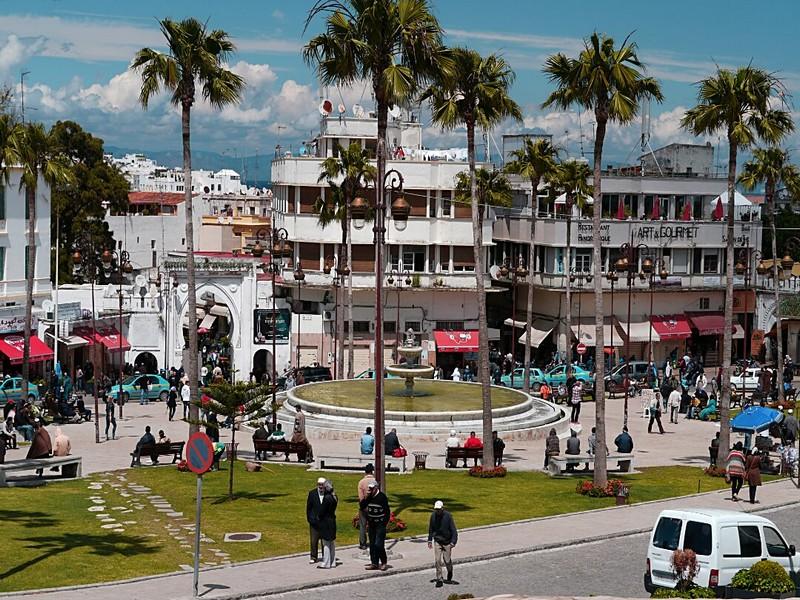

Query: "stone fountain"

xmin=386 ymin=329 xmax=435 ymax=396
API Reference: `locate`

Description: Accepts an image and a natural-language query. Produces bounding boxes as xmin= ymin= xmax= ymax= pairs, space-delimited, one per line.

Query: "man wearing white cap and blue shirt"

xmin=305 ymin=477 xmax=327 ymax=563
xmin=427 ymin=500 xmax=458 ymax=587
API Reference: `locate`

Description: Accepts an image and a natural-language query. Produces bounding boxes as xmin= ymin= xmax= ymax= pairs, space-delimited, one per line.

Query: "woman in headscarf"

xmin=545 ymin=428 xmax=560 ymax=469
xmin=26 ymin=419 xmax=52 ymax=459
xmin=317 ymin=479 xmax=338 ymax=569
xmin=53 ymin=427 xmax=71 ymax=457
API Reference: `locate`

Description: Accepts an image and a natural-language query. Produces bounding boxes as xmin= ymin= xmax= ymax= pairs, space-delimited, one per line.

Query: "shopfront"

xmin=0 ymin=309 xmax=53 ymax=377
xmin=433 ymin=330 xmax=479 ymax=377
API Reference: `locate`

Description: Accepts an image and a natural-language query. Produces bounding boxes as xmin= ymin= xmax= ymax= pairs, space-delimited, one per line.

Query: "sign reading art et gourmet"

xmin=632 ymin=224 xmax=700 ymax=242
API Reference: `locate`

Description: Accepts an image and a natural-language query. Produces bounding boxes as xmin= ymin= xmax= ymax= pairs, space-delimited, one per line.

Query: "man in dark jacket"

xmin=359 ymin=480 xmax=391 ymax=571
xmin=614 ymin=426 xmax=634 ymax=452
xmin=427 ymin=500 xmax=458 ymax=587
xmin=305 ymin=477 xmax=326 ymax=564
xmin=384 ymin=428 xmax=401 ymax=456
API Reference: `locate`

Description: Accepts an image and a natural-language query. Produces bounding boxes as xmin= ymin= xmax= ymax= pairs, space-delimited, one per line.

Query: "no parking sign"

xmin=186 ymin=432 xmax=214 ymax=596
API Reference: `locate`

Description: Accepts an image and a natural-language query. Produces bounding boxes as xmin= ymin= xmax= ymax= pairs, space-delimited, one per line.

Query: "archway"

xmin=252 ymin=349 xmax=273 ymax=383
xmin=134 ymin=351 xmax=158 ymax=374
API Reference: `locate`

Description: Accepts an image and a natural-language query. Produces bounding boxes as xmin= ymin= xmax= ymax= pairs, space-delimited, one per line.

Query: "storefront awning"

xmin=517 ymin=319 xmax=556 ymax=348
xmin=733 ymin=323 xmax=745 ymax=340
xmin=433 ymin=330 xmax=479 ymax=353
xmin=0 ymin=334 xmax=54 ymax=364
xmin=688 ymin=313 xmax=727 ymax=336
xmin=46 ymin=332 xmax=89 ymax=348
xmin=616 ymin=319 xmax=661 ymax=343
xmin=570 ymin=319 xmax=624 ymax=347
xmin=75 ymin=327 xmax=131 ymax=352
xmin=208 ymin=304 xmax=230 ymax=318
xmin=650 ymin=314 xmax=692 ymax=340
xmin=199 ymin=314 xmax=217 ymax=330
xmin=503 ymin=318 xmax=527 ymax=329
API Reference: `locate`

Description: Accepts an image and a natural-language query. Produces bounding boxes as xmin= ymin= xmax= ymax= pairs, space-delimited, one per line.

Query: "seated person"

xmin=2 ymin=416 xmax=17 ymax=449
xmin=26 ymin=419 xmax=52 ymax=476
xmin=540 ymin=383 xmax=552 ymax=401
xmin=564 ymin=429 xmax=580 ymax=472
xmin=15 ymin=406 xmax=34 ymax=441
xmin=289 ymin=429 xmax=313 ymax=463
xmin=360 ymin=426 xmax=375 ymax=456
xmin=131 ymin=425 xmax=158 ymax=466
xmin=445 ymin=429 xmax=461 ymax=467
xmin=698 ymin=396 xmax=718 ymax=421
xmin=267 ymin=423 xmax=285 ymax=441
xmin=384 ymin=427 xmax=401 ymax=456
xmin=53 ymin=426 xmax=71 ymax=457
xmin=157 ymin=430 xmax=171 ymax=444
xmin=686 ymin=396 xmax=701 ymax=419
xmin=463 ymin=431 xmax=483 ymax=466
xmin=211 ymin=441 xmax=226 ymax=471
xmin=75 ymin=397 xmax=92 ymax=421
xmin=252 ymin=423 xmax=270 ymax=460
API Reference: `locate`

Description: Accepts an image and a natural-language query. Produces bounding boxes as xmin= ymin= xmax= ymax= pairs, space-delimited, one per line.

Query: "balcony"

xmin=297 ymin=270 xmax=485 ymax=291
xmin=529 ymin=270 xmax=727 ymax=292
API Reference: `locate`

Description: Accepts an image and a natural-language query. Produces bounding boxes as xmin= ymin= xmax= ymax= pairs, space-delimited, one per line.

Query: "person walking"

xmin=427 ymin=500 xmax=458 ymax=588
xmin=305 ymin=477 xmax=326 ymax=564
xmin=648 ymin=391 xmax=665 ymax=434
xmin=167 ymin=386 xmax=178 ymax=421
xmin=726 ymin=441 xmax=746 ymax=501
xmin=360 ymin=480 xmax=390 ymax=571
xmin=744 ymin=449 xmax=762 ymax=504
xmin=180 ymin=382 xmax=191 ymax=420
xmin=357 ymin=463 xmax=375 ymax=550
xmin=570 ymin=380 xmax=582 ymax=423
xmin=668 ymin=387 xmax=681 ymax=424
xmin=317 ymin=479 xmax=338 ymax=569
xmin=104 ymin=393 xmax=117 ymax=440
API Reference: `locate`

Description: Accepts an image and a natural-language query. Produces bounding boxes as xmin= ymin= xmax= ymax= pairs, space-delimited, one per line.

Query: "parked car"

xmin=644 ymin=508 xmax=798 ymax=593
xmin=605 ymin=361 xmax=651 ymax=394
xmin=108 ymin=374 xmax=170 ymax=403
xmin=542 ymin=364 xmax=594 ymax=391
xmin=0 ymin=377 xmax=39 ymax=407
xmin=499 ymin=368 xmax=545 ymax=389
xmin=354 ymin=369 xmax=401 ymax=379
xmin=731 ymin=366 xmax=773 ymax=394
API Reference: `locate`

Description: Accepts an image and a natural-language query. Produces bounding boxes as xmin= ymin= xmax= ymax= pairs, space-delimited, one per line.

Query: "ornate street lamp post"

xmin=324 ymin=256 xmax=350 ymax=378
xmin=498 ymin=255 xmax=528 ymax=387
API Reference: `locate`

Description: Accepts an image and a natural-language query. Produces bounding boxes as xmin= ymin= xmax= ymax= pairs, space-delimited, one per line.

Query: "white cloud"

xmin=0 ymin=34 xmax=44 ymax=77
xmin=75 ymin=69 xmax=144 ymax=113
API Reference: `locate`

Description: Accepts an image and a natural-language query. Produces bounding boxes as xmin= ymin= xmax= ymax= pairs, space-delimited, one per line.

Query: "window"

xmin=0 ymin=185 xmax=5 ymax=220
xmin=573 ymin=249 xmax=592 ymax=273
xmin=181 ymin=238 xmax=186 ymax=246
xmin=405 ymin=321 xmax=421 ymax=333
xmin=441 ymin=192 xmax=451 ymax=217
xmin=344 ymin=321 xmax=371 ymax=334
xmin=428 ymin=196 xmax=437 ymax=218
xmin=152 ymin=251 xmax=157 ymax=267
xmin=672 ymin=249 xmax=689 ymax=274
xmin=653 ymin=517 xmax=681 ymax=551
xmin=402 ymin=245 xmax=425 ymax=272
xmin=683 ymin=521 xmax=712 ymax=556
xmin=383 ymin=321 xmax=396 ymax=334
xmin=436 ymin=321 xmax=464 ymax=330
xmin=738 ymin=525 xmax=762 ymax=558
xmin=699 ymin=297 xmax=710 ymax=310
xmin=0 ymin=247 xmax=5 ymax=279
xmin=765 ymin=527 xmax=790 ymax=557
xmin=702 ymin=250 xmax=719 ymax=274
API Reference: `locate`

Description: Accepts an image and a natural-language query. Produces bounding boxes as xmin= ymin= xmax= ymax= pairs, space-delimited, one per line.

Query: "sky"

xmin=2 ymin=0 xmax=800 ymax=165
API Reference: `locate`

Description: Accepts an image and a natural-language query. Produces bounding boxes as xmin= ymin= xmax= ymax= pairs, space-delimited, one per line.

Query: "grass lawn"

xmin=294 ymin=380 xmax=524 ymax=411
xmin=0 ymin=464 xmax=731 ymax=592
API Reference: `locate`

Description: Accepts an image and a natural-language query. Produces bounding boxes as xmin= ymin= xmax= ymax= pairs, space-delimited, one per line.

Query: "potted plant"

xmin=725 ymin=560 xmax=796 ymax=599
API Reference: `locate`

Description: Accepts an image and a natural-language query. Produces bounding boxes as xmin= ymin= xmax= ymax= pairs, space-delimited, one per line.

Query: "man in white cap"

xmin=305 ymin=477 xmax=326 ymax=563
xmin=445 ymin=429 xmax=461 ymax=467
xmin=428 ymin=500 xmax=458 ymax=587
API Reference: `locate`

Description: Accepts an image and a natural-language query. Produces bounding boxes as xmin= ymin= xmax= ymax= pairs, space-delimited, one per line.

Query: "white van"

xmin=645 ymin=509 xmax=798 ymax=593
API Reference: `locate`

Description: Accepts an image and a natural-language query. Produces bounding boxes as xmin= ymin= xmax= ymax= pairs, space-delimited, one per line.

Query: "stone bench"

xmin=316 ymin=454 xmax=407 ymax=473
xmin=0 ymin=455 xmax=82 ymax=487
xmin=547 ymin=452 xmax=634 ymax=477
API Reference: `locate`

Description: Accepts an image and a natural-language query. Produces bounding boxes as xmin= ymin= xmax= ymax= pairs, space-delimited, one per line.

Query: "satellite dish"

xmin=135 ymin=274 xmax=147 ymax=288
xmin=42 ymin=299 xmax=54 ymax=313
xmin=489 ymin=265 xmax=502 ymax=280
xmin=388 ymin=104 xmax=401 ymax=119
xmin=352 ymin=104 xmax=365 ymax=118
xmin=337 ymin=103 xmax=346 ymax=114
xmin=318 ymin=99 xmax=333 ymax=116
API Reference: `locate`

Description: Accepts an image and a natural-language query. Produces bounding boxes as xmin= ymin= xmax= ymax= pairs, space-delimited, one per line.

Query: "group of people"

xmin=543 ymin=425 xmax=633 ymax=470
xmin=358 ymin=426 xmax=403 ymax=457
xmin=445 ymin=429 xmax=505 ymax=467
xmin=307 ymin=463 xmax=458 ymax=588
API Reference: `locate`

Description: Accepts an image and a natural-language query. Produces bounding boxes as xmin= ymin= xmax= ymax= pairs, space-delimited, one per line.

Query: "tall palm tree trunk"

xmin=22 ymin=185 xmax=36 ymax=396
xmin=565 ymin=199 xmax=573 ymax=373
xmin=769 ymin=184 xmax=784 ymax=402
xmin=592 ymin=116 xmax=608 ymax=487
xmin=718 ymin=139 xmax=738 ymax=456
xmin=468 ymin=121 xmax=494 ymax=468
xmin=183 ymin=103 xmax=200 ymax=435
xmin=523 ymin=185 xmax=536 ymax=393
xmin=347 ymin=211 xmax=354 ymax=379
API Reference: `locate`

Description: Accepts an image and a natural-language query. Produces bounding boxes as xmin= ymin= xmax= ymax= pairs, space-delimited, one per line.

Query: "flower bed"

xmin=176 ymin=459 xmax=189 ymax=472
xmin=468 ymin=465 xmax=507 ymax=478
xmin=703 ymin=465 xmax=727 ymax=478
xmin=576 ymin=478 xmax=628 ymax=497
xmin=351 ymin=511 xmax=407 ymax=533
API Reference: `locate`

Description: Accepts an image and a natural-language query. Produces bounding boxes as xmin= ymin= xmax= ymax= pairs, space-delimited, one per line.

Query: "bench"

xmin=316 ymin=454 xmax=407 ymax=473
xmin=130 ymin=441 xmax=185 ymax=467
xmin=446 ymin=446 xmax=484 ymax=468
xmin=547 ymin=452 xmax=634 ymax=477
xmin=0 ymin=455 xmax=82 ymax=487
xmin=253 ymin=439 xmax=310 ymax=462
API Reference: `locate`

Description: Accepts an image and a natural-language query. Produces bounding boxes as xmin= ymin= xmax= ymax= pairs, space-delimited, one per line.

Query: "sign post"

xmin=186 ymin=432 xmax=214 ymax=598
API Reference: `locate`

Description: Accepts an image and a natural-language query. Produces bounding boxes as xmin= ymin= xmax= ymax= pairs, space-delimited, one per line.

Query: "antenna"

xmin=577 ymin=111 xmax=586 ymax=158
xmin=20 ymin=70 xmax=30 ymax=124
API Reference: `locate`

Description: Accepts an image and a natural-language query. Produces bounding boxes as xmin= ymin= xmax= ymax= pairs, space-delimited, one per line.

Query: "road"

xmin=262 ymin=505 xmax=800 ymax=600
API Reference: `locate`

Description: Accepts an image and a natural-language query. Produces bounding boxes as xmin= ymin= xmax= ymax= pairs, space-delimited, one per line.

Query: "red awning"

xmin=433 ymin=330 xmax=479 ymax=353
xmin=0 ymin=334 xmax=54 ymax=365
xmin=75 ymin=327 xmax=131 ymax=352
xmin=650 ymin=314 xmax=693 ymax=340
xmin=688 ymin=313 xmax=726 ymax=336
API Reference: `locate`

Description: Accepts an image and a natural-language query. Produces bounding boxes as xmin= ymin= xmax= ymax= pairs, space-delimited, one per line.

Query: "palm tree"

xmin=543 ymin=32 xmax=662 ymax=486
xmin=551 ymin=159 xmax=593 ymax=376
xmin=304 ymin=0 xmax=449 ymax=485
xmin=504 ymin=138 xmax=560 ymax=392
xmin=423 ymin=48 xmax=522 ymax=468
xmin=682 ymin=67 xmax=793 ymax=455
xmin=8 ymin=123 xmax=72 ymax=397
xmin=315 ymin=142 xmax=376 ymax=379
xmin=133 ymin=18 xmax=245 ymax=434
xmin=454 ymin=167 xmax=514 ymax=208
xmin=739 ymin=147 xmax=800 ymax=402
